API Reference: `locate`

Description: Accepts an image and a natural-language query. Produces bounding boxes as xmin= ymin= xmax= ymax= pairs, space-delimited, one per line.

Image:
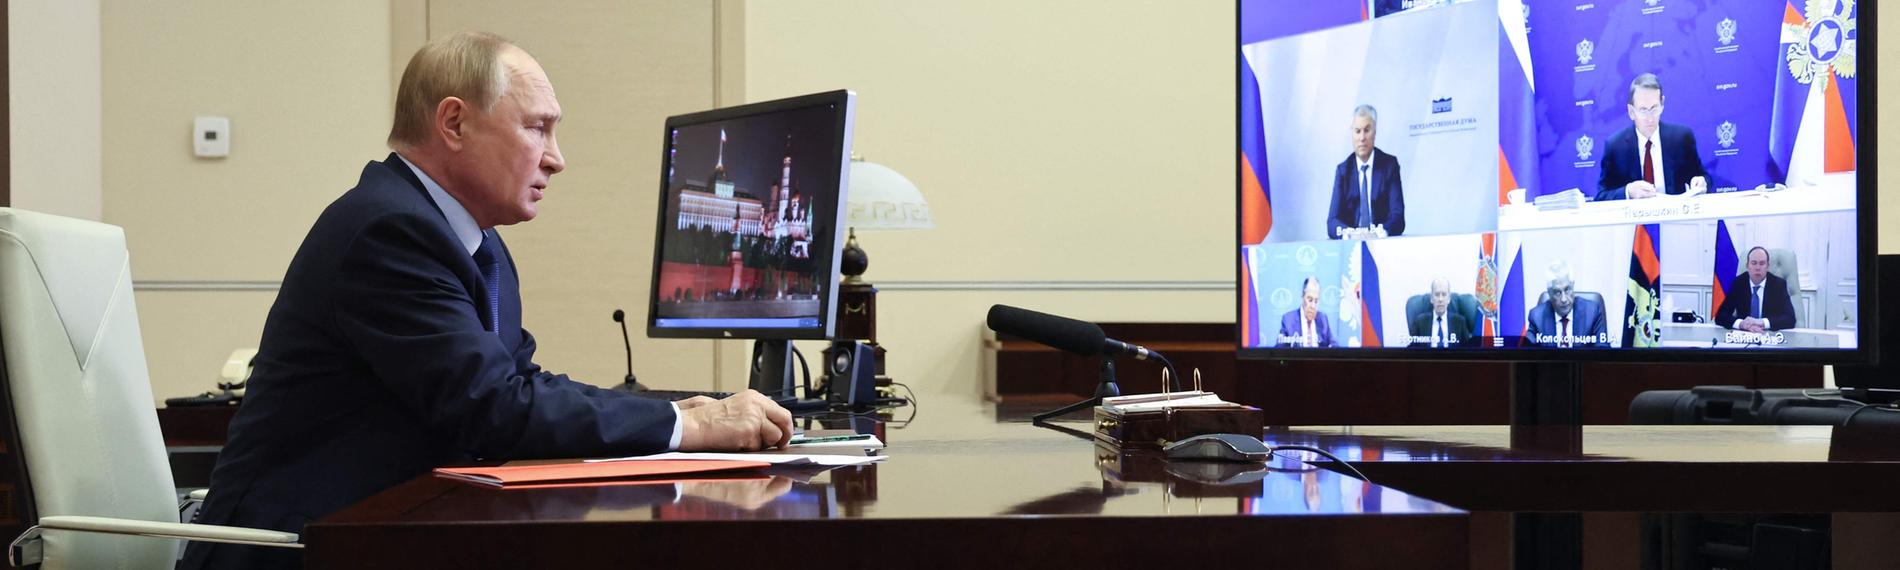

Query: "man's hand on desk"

xmin=679 ymin=390 xmax=793 ymax=451
xmin=1624 ymin=180 xmax=1658 ymax=199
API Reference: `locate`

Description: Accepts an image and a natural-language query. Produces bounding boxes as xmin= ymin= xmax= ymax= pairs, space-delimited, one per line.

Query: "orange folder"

xmin=434 ymin=459 xmax=769 ymax=488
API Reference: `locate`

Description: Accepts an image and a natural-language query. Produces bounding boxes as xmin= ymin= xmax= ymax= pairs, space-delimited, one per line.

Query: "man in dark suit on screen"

xmin=1526 ymin=261 xmax=1609 ymax=347
xmin=1278 ymin=276 xmax=1336 ymax=347
xmin=1409 ymin=277 xmax=1471 ymax=347
xmin=183 ymin=32 xmax=791 ymax=570
xmin=1327 ymin=104 xmax=1405 ymax=239
xmin=1595 ymin=73 xmax=1710 ymax=201
xmin=1714 ymin=247 xmax=1797 ymax=332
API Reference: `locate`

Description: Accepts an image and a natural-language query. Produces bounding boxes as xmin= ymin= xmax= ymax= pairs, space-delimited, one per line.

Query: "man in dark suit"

xmin=1409 ymin=277 xmax=1471 ymax=347
xmin=1327 ymin=105 xmax=1405 ymax=239
xmin=1714 ymin=247 xmax=1798 ymax=331
xmin=1525 ymin=261 xmax=1609 ymax=347
xmin=1278 ymin=276 xmax=1336 ymax=347
xmin=1595 ymin=73 xmax=1710 ymax=201
xmin=183 ymin=33 xmax=790 ymax=569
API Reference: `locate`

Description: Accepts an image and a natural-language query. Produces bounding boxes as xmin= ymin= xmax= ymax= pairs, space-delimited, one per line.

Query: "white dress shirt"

xmin=1635 ymin=129 xmax=1667 ymax=194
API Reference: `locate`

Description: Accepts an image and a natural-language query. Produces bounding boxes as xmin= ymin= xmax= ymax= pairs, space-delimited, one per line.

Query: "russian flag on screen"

xmin=1501 ymin=245 xmax=1524 ymax=345
xmin=1711 ymin=220 xmax=1738 ymax=319
xmin=1240 ymin=51 xmax=1273 ymax=245
xmin=1359 ymin=243 xmax=1383 ymax=348
xmin=1769 ymin=1 xmax=1858 ymax=186
xmin=1498 ymin=0 xmax=1536 ymax=204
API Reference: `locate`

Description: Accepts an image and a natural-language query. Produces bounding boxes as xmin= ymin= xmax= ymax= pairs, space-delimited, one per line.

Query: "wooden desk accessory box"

xmin=1091 ymin=392 xmax=1264 ymax=450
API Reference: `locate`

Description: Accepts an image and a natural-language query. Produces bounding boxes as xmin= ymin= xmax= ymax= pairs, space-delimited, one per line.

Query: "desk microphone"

xmin=985 ymin=304 xmax=1159 ymax=362
xmin=611 ymin=309 xmax=644 ymax=390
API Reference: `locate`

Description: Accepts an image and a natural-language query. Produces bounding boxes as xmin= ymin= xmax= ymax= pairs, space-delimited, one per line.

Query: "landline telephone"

xmin=163 ymin=348 xmax=257 ymax=407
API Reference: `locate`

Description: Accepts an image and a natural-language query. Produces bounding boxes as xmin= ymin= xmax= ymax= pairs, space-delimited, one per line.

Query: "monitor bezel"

xmin=1233 ymin=2 xmax=1877 ymax=365
xmin=646 ymin=89 xmax=857 ymax=341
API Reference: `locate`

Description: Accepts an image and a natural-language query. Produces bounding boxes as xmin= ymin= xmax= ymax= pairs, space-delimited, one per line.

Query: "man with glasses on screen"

xmin=1526 ymin=261 xmax=1608 ymax=347
xmin=1278 ymin=276 xmax=1336 ymax=348
xmin=1595 ymin=73 xmax=1710 ymax=201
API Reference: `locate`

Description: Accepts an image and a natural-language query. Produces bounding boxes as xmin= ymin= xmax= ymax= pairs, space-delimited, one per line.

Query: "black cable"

xmin=890 ymin=382 xmax=920 ymax=425
xmin=789 ymin=345 xmax=813 ymax=399
xmin=1838 ymin=403 xmax=1899 ymax=427
xmin=1151 ymin=353 xmax=1183 ymax=392
xmin=1270 ymin=445 xmax=1371 ymax=483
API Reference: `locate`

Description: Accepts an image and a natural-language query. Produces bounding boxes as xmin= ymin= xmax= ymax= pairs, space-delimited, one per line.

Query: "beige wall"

xmin=743 ymin=1 xmax=1237 ymax=395
xmin=9 ymin=0 xmax=102 ymax=221
xmin=101 ymin=1 xmax=392 ymax=400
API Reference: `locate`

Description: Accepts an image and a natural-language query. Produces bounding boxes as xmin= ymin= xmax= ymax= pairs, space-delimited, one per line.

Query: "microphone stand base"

xmin=1031 ymin=361 xmax=1120 ymax=422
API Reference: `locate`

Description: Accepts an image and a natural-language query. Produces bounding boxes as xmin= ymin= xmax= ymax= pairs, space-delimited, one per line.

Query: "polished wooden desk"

xmin=304 ymin=400 xmax=1467 ymax=569
xmin=1256 ymin=425 xmax=1900 ymax=569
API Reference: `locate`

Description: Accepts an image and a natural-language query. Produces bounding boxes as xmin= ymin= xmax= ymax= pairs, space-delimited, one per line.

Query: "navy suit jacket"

xmin=1594 ymin=123 xmax=1709 ymax=201
xmin=1326 ymin=148 xmax=1405 ymax=239
xmin=1525 ymin=296 xmax=1610 ymax=347
xmin=1278 ymin=310 xmax=1336 ymax=347
xmin=1408 ymin=312 xmax=1473 ymax=347
xmin=1714 ymin=273 xmax=1797 ymax=330
xmin=182 ymin=154 xmax=676 ymax=569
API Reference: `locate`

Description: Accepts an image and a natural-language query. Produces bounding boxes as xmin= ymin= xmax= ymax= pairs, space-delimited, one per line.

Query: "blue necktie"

xmin=1750 ymin=284 xmax=1762 ymax=320
xmin=472 ymin=231 xmax=502 ymax=336
xmin=1358 ymin=164 xmax=1373 ymax=229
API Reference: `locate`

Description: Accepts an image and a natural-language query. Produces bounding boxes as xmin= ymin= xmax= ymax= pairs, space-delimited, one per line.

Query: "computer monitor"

xmin=646 ymin=90 xmax=857 ymax=399
xmin=1237 ymin=1 xmax=1875 ymax=419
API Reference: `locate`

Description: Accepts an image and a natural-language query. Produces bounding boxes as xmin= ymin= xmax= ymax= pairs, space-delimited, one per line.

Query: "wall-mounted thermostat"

xmin=194 ymin=116 xmax=230 ymax=158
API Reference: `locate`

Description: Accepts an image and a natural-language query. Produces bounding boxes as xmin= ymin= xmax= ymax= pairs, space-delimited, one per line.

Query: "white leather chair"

xmin=0 ymin=208 xmax=298 ymax=568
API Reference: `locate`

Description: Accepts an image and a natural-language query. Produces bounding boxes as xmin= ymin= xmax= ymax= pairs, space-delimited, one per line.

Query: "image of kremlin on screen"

xmin=656 ymin=125 xmax=824 ymax=322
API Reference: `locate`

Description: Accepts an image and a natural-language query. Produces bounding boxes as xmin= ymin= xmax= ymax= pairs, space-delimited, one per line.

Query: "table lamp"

xmin=836 ymin=156 xmax=932 ymax=381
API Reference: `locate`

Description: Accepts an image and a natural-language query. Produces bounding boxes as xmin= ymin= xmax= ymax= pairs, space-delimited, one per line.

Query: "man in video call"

xmin=1327 ymin=104 xmax=1405 ymax=239
xmin=1279 ymin=276 xmax=1336 ymax=347
xmin=1409 ymin=277 xmax=1471 ymax=348
xmin=1595 ymin=73 xmax=1709 ymax=201
xmin=1714 ymin=247 xmax=1797 ymax=332
xmin=1526 ymin=261 xmax=1608 ymax=347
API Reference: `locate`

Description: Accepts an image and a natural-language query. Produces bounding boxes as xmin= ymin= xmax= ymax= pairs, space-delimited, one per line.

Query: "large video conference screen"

xmin=1238 ymin=0 xmax=1868 ymax=356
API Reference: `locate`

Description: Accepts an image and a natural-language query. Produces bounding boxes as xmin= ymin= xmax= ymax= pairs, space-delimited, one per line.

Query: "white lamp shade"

xmin=846 ymin=161 xmax=934 ymax=230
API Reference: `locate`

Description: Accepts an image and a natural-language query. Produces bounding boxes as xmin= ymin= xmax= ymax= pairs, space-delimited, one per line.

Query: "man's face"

xmin=1746 ymin=249 xmax=1770 ymax=284
xmin=1352 ymin=115 xmax=1376 ymax=160
xmin=452 ymin=49 xmax=566 ymax=228
xmin=1627 ymin=87 xmax=1663 ymax=138
xmin=1301 ymin=281 xmax=1320 ymax=321
xmin=1430 ymin=280 xmax=1450 ymax=316
xmin=1547 ymin=277 xmax=1576 ymax=318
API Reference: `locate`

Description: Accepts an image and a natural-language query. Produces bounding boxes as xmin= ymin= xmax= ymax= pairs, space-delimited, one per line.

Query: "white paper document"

xmin=587 ymin=452 xmax=886 ymax=467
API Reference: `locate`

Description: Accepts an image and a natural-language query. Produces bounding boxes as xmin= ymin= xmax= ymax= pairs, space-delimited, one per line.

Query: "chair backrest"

xmin=0 ymin=208 xmax=179 ymax=567
xmin=1767 ymin=248 xmax=1802 ymax=328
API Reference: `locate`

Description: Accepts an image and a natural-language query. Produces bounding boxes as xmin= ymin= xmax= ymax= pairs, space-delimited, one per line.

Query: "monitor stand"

xmin=749 ymin=339 xmax=828 ymax=412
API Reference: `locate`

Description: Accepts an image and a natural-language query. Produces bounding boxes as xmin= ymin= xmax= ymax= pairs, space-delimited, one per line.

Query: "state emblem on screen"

xmin=1576 ymin=39 xmax=1594 ymax=65
xmin=1717 ymin=121 xmax=1738 ymax=149
xmin=1575 ymin=135 xmax=1594 ymax=161
xmin=1786 ymin=0 xmax=1857 ymax=84
xmin=1717 ymin=18 xmax=1737 ymax=46
xmin=1295 ymin=244 xmax=1319 ymax=267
